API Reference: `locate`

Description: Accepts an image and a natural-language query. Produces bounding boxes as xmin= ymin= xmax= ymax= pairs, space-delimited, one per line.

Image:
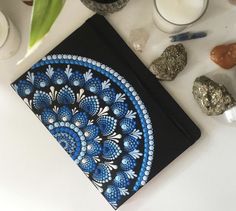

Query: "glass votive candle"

xmin=0 ymin=11 xmax=21 ymax=60
xmin=153 ymin=0 xmax=209 ymax=34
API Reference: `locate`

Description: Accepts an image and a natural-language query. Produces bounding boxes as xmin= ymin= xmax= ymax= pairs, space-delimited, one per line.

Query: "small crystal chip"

xmin=129 ymin=28 xmax=150 ymax=52
xmin=81 ymin=0 xmax=130 ymax=14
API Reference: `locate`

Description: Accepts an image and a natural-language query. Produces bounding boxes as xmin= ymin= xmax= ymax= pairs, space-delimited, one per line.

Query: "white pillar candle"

xmin=0 ymin=11 xmax=20 ymax=60
xmin=153 ymin=0 xmax=208 ymax=34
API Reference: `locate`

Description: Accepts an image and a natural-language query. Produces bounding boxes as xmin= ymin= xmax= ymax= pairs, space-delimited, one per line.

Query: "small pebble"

xmin=210 ymin=43 xmax=236 ymax=69
xmin=149 ymin=44 xmax=187 ymax=81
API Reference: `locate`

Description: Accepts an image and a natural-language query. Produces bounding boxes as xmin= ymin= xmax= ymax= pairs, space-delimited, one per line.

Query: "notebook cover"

xmin=11 ymin=15 xmax=201 ymax=209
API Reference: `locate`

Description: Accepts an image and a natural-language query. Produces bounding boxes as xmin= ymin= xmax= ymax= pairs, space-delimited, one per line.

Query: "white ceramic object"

xmin=206 ymin=71 xmax=236 ymax=124
xmin=225 ymin=107 xmax=236 ymax=123
xmin=153 ymin=0 xmax=209 ymax=34
xmin=0 ymin=11 xmax=20 ymax=60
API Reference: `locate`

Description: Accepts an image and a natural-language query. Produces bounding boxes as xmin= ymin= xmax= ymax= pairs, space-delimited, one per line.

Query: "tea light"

xmin=0 ymin=11 xmax=20 ymax=60
xmin=153 ymin=0 xmax=209 ymax=34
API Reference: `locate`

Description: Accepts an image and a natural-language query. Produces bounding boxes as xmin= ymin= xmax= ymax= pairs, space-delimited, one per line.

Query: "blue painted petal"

xmin=34 ymin=72 xmax=50 ymax=89
xmin=85 ymin=78 xmax=102 ymax=94
xmin=51 ymin=68 xmax=68 ymax=85
xmin=113 ymin=172 xmax=130 ymax=188
xmin=79 ymin=96 xmax=99 ymax=116
xmin=100 ymin=88 xmax=116 ymax=105
xmin=79 ymin=156 xmax=96 ymax=173
xmin=119 ymin=118 xmax=136 ymax=134
xmin=92 ymin=163 xmax=111 ymax=184
xmin=103 ymin=140 xmax=121 ymax=160
xmin=123 ymin=135 xmax=139 ymax=152
xmin=57 ymin=86 xmax=76 ymax=105
xmin=72 ymin=112 xmax=88 ymax=128
xmin=83 ymin=125 xmax=99 ymax=141
xmin=97 ymin=116 xmax=117 ymax=136
xmin=104 ymin=185 xmax=121 ymax=203
xmin=69 ymin=71 xmax=85 ymax=87
xmin=17 ymin=80 xmax=34 ymax=97
xmin=41 ymin=108 xmax=57 ymax=125
xmin=58 ymin=106 xmax=73 ymax=122
xmin=120 ymin=155 xmax=136 ymax=171
xmin=111 ymin=102 xmax=128 ymax=119
xmin=86 ymin=140 xmax=102 ymax=156
xmin=33 ymin=91 xmax=52 ymax=110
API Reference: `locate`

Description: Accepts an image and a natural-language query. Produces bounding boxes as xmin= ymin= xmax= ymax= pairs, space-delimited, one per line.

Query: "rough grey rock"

xmin=149 ymin=43 xmax=187 ymax=81
xmin=192 ymin=76 xmax=236 ymax=116
xmin=81 ymin=0 xmax=130 ymax=14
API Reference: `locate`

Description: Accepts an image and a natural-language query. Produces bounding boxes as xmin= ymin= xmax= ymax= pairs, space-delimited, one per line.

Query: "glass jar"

xmin=0 ymin=11 xmax=21 ymax=60
xmin=81 ymin=0 xmax=130 ymax=14
xmin=153 ymin=0 xmax=209 ymax=34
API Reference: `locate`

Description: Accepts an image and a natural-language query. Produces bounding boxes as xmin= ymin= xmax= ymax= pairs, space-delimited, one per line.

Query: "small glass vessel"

xmin=81 ymin=0 xmax=130 ymax=14
xmin=153 ymin=0 xmax=209 ymax=34
xmin=0 ymin=11 xmax=21 ymax=60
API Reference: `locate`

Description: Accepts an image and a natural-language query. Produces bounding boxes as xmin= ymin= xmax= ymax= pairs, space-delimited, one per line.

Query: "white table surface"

xmin=0 ymin=0 xmax=236 ymax=211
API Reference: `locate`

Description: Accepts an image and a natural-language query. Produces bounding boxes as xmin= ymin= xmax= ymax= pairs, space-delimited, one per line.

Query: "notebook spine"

xmin=86 ymin=15 xmax=201 ymax=146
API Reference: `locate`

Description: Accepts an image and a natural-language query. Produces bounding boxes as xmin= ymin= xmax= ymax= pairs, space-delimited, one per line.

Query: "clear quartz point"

xmin=129 ymin=27 xmax=150 ymax=52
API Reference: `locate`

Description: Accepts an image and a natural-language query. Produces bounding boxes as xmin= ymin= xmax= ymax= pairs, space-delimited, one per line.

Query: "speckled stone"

xmin=192 ymin=76 xmax=236 ymax=116
xmin=149 ymin=44 xmax=187 ymax=81
xmin=81 ymin=0 xmax=130 ymax=14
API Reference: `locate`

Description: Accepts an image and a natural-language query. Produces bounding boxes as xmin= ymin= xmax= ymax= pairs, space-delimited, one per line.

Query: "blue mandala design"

xmin=13 ymin=54 xmax=155 ymax=209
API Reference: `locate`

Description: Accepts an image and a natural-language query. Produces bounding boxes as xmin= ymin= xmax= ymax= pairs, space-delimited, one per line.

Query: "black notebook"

xmin=12 ymin=15 xmax=201 ymax=209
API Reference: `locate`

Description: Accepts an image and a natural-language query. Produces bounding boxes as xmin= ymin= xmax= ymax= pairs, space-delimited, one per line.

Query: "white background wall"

xmin=0 ymin=0 xmax=236 ymax=210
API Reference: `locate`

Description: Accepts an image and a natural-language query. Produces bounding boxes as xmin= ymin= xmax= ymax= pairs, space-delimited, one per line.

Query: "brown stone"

xmin=210 ymin=43 xmax=236 ymax=69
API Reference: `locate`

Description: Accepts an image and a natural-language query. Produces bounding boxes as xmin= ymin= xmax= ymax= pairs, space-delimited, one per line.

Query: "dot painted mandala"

xmin=13 ymin=54 xmax=155 ymax=208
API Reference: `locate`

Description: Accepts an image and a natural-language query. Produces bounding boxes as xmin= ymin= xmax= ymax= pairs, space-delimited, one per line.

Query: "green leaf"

xmin=29 ymin=0 xmax=65 ymax=48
